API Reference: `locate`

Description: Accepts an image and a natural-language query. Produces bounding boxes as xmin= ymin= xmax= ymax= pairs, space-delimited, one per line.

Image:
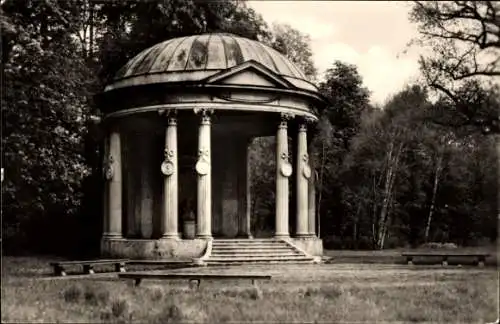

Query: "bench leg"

xmin=478 ymin=257 xmax=485 ymax=267
xmin=115 ymin=263 xmax=126 ymax=273
xmin=83 ymin=265 xmax=95 ymax=275
xmin=189 ymin=279 xmax=201 ymax=290
xmin=54 ymin=265 xmax=66 ymax=277
xmin=407 ymin=257 xmax=413 ymax=265
xmin=134 ymin=279 xmax=141 ymax=287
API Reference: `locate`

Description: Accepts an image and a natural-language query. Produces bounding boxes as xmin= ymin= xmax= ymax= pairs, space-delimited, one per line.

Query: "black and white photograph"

xmin=1 ymin=0 xmax=499 ymax=323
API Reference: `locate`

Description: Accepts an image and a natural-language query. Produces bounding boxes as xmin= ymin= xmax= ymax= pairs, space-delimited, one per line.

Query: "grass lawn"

xmin=1 ymin=256 xmax=498 ymax=323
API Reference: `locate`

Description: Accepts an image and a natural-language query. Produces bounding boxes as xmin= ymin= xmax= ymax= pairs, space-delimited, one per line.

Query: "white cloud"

xmin=249 ymin=1 xmax=424 ymax=105
xmin=314 ymin=43 xmax=420 ymax=104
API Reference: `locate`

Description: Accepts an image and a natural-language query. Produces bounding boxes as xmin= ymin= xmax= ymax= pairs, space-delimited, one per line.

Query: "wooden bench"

xmin=401 ymin=253 xmax=490 ymax=267
xmin=118 ymin=272 xmax=272 ymax=288
xmin=49 ymin=259 xmax=129 ymax=276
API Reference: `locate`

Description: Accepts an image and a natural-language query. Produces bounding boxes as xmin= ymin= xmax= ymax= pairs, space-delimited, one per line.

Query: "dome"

xmin=105 ymin=33 xmax=318 ymax=93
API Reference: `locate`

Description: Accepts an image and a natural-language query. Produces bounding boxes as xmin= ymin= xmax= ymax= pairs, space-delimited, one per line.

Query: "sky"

xmin=248 ymin=1 xmax=424 ymax=105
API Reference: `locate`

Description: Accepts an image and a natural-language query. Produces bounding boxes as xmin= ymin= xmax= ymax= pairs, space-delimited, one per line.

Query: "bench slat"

xmin=401 ymin=253 xmax=489 ymax=257
xmin=50 ymin=259 xmax=129 ymax=266
xmin=119 ymin=273 xmax=271 ymax=280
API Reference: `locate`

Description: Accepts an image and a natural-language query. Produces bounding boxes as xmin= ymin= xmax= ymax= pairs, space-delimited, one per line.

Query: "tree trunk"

xmin=496 ymin=134 xmax=500 ymax=238
xmin=424 ymin=148 xmax=444 ymax=243
xmin=89 ymin=1 xmax=94 ymax=59
xmin=377 ymin=141 xmax=403 ymax=249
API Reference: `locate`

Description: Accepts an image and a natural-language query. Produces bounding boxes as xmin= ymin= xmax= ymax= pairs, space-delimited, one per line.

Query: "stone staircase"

xmin=205 ymin=238 xmax=315 ymax=265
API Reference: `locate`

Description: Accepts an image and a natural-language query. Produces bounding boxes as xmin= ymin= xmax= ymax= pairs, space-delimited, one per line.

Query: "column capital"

xmin=194 ymin=108 xmax=214 ymax=124
xmin=166 ymin=110 xmax=177 ymax=126
xmin=280 ymin=112 xmax=294 ymax=124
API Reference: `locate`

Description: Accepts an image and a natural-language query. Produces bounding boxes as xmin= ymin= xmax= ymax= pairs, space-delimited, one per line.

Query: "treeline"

xmin=250 ymin=74 xmax=498 ymax=249
xmin=1 ymin=0 xmax=498 ymax=255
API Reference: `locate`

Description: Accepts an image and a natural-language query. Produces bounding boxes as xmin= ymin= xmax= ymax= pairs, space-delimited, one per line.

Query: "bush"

xmin=323 ymin=236 xmax=343 ymax=249
xmin=148 ymin=287 xmax=164 ymax=301
xmin=63 ymin=285 xmax=82 ymax=303
xmin=383 ymin=236 xmax=404 ymax=249
xmin=111 ymin=298 xmax=129 ymax=318
xmin=323 ymin=235 xmax=375 ymax=250
xmin=83 ymin=286 xmax=110 ymax=306
xmin=153 ymin=302 xmax=207 ymax=324
xmin=248 ymin=286 xmax=263 ymax=300
xmin=356 ymin=236 xmax=375 ymax=250
xmin=302 ymin=286 xmax=343 ymax=299
xmin=420 ymin=242 xmax=458 ymax=249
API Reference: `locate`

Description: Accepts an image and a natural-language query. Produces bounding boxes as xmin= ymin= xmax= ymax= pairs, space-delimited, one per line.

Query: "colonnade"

xmin=101 ymin=110 xmax=317 ymax=240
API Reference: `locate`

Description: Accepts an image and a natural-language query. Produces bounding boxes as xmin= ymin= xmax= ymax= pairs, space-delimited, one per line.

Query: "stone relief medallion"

xmin=195 ymin=160 xmax=210 ymax=175
xmin=162 ymin=148 xmax=175 ymax=176
xmin=161 ymin=161 xmax=175 ymax=176
xmin=303 ymin=164 xmax=312 ymax=179
xmin=104 ymin=164 xmax=114 ymax=180
xmin=280 ymin=162 xmax=293 ymax=177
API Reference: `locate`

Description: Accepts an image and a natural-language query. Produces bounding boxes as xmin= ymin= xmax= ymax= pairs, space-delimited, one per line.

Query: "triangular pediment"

xmin=203 ymin=60 xmax=296 ymax=89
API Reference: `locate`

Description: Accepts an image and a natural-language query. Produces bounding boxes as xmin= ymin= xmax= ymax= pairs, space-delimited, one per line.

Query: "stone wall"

xmin=101 ymin=238 xmax=207 ymax=259
xmin=289 ymin=237 xmax=323 ymax=256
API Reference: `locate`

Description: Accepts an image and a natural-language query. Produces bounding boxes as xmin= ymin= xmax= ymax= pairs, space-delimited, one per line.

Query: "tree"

xmin=96 ymin=0 xmax=270 ymax=85
xmin=410 ymin=1 xmax=499 ymax=238
xmin=313 ymin=61 xmax=370 ymax=239
xmin=410 ymin=0 xmax=500 ymax=133
xmin=263 ymin=23 xmax=317 ymax=81
xmin=1 ymin=0 xmax=94 ymax=254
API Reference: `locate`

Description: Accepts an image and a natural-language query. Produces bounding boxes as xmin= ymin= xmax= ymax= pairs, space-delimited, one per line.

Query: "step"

xmin=207 ymin=258 xmax=313 ymax=263
xmin=206 ymin=260 xmax=313 ymax=265
xmin=211 ymin=249 xmax=301 ymax=254
xmin=208 ymin=255 xmax=312 ymax=261
xmin=211 ymin=245 xmax=291 ymax=250
xmin=213 ymin=242 xmax=289 ymax=244
xmin=212 ymin=238 xmax=283 ymax=242
xmin=211 ymin=253 xmax=302 ymax=258
xmin=212 ymin=240 xmax=286 ymax=244
xmin=212 ymin=243 xmax=290 ymax=247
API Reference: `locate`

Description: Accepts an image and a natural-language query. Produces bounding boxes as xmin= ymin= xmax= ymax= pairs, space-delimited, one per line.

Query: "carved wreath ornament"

xmin=302 ymin=154 xmax=312 ymax=179
xmin=195 ymin=148 xmax=210 ymax=175
xmin=161 ymin=148 xmax=175 ymax=176
xmin=280 ymin=152 xmax=293 ymax=177
xmin=104 ymin=155 xmax=114 ymax=180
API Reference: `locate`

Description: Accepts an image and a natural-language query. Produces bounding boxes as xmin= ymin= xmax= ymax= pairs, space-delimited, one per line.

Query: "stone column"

xmin=245 ymin=138 xmax=253 ymax=238
xmin=196 ymin=111 xmax=212 ymax=238
xmin=308 ymin=131 xmax=317 ymax=237
xmin=275 ymin=114 xmax=292 ymax=238
xmin=161 ymin=114 xmax=179 ymax=238
xmin=295 ymin=122 xmax=309 ymax=237
xmin=237 ymin=138 xmax=252 ymax=238
xmin=139 ymin=135 xmax=154 ymax=239
xmin=104 ymin=130 xmax=122 ymax=238
xmin=102 ymin=136 xmax=109 ymax=236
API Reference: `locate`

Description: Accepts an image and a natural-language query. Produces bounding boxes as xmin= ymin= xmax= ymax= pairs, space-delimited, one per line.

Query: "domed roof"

xmin=106 ymin=33 xmax=318 ymax=93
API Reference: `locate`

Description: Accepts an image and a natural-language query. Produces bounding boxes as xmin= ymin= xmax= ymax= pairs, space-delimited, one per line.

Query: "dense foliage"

xmin=1 ymin=0 xmax=496 ymax=255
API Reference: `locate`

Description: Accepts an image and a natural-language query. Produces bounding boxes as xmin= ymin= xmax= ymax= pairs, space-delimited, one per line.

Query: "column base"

xmin=274 ymin=233 xmax=290 ymax=239
xmin=196 ymin=234 xmax=213 ymax=239
xmin=102 ymin=233 xmax=123 ymax=240
xmin=161 ymin=233 xmax=180 ymax=240
xmin=294 ymin=232 xmax=310 ymax=238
